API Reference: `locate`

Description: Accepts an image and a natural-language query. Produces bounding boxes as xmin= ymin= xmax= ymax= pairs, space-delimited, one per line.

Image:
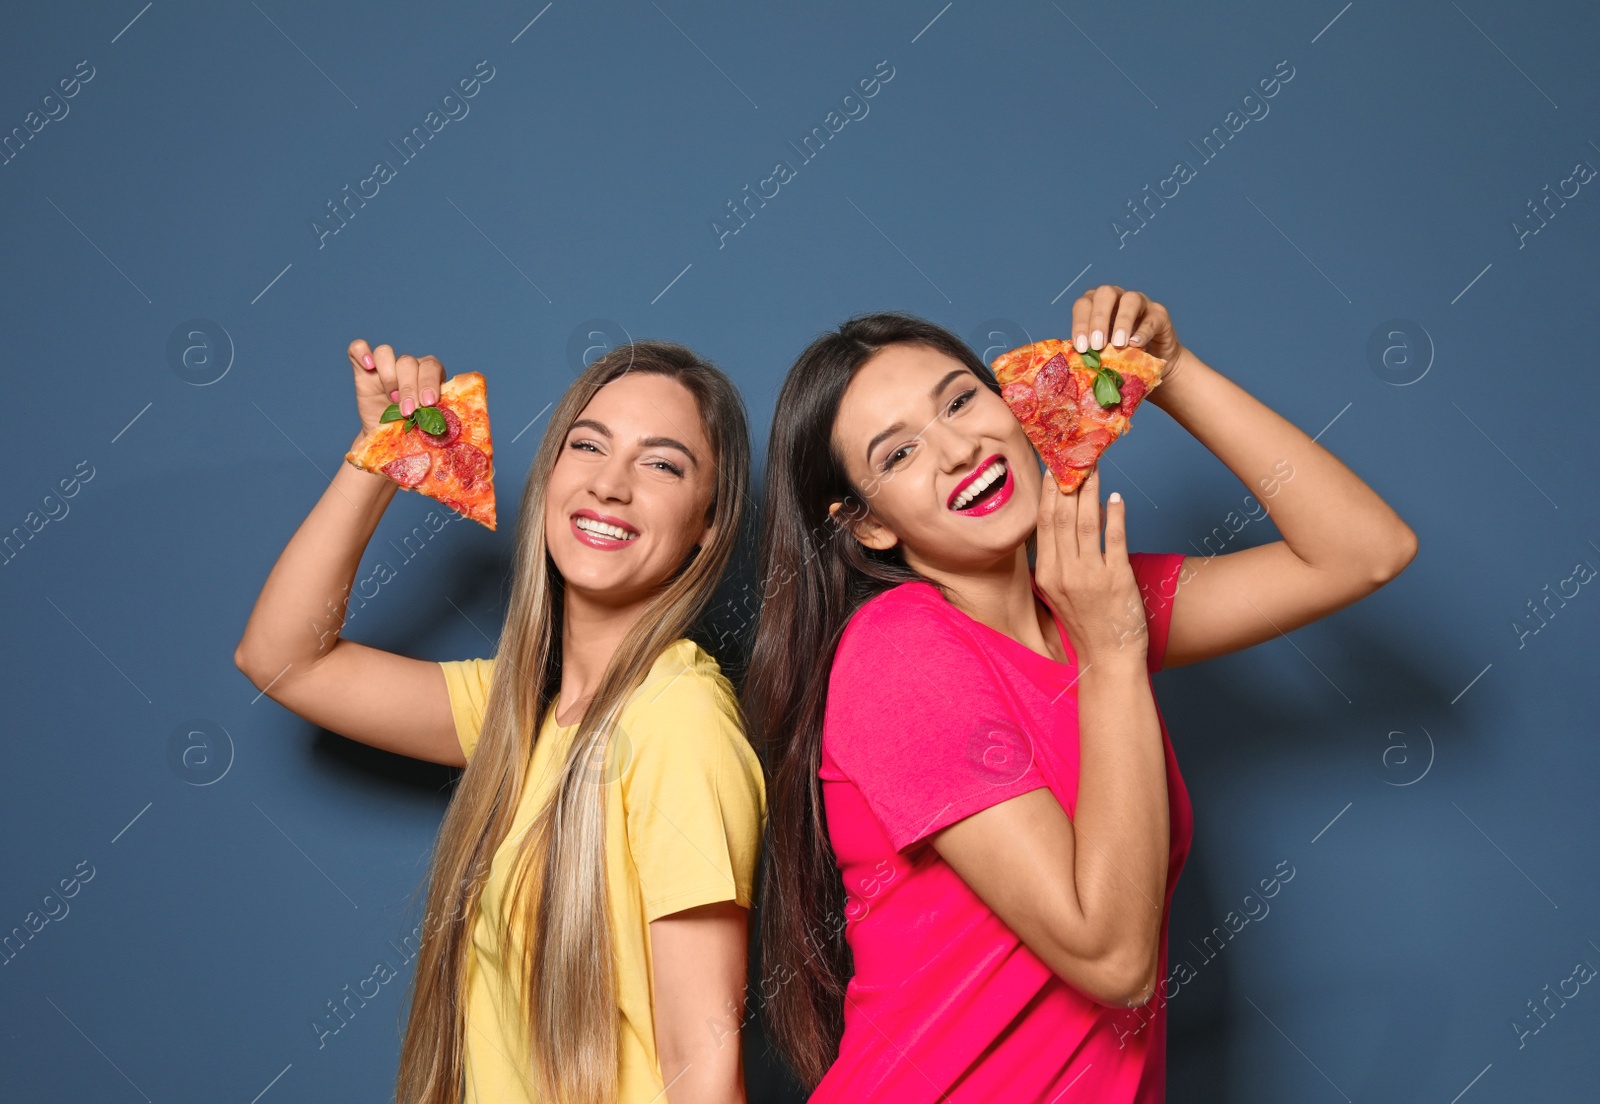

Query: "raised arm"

xmin=1076 ymin=286 xmax=1418 ymax=669
xmin=233 ymin=341 xmax=465 ymax=767
xmin=1146 ymin=345 xmax=1416 ymax=668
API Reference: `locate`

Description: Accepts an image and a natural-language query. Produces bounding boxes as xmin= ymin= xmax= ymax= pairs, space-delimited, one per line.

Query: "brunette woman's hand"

xmin=1033 ymin=466 xmax=1149 ymax=668
xmin=1070 ymin=284 xmax=1186 ymax=385
xmin=346 ymin=340 xmax=447 ymax=441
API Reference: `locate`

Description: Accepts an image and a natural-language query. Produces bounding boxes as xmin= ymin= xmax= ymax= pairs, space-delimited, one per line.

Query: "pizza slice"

xmin=990 ymin=339 xmax=1167 ymax=495
xmin=345 ymin=370 xmax=497 ymax=530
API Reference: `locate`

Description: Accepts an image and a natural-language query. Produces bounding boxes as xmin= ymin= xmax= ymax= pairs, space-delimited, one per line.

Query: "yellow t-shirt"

xmin=438 ymin=638 xmax=767 ymax=1103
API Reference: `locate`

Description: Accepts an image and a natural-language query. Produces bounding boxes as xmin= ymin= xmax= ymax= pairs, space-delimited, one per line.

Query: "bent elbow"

xmin=1102 ymin=950 xmax=1161 ymax=1009
xmin=233 ymin=643 xmax=280 ymax=693
xmin=1070 ymin=940 xmax=1160 ymax=1008
xmin=1373 ymin=526 xmax=1419 ymax=586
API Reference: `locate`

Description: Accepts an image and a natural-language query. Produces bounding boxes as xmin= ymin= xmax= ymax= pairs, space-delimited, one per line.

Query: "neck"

xmin=555 ymin=586 xmax=652 ymax=726
xmin=906 ymin=543 xmax=1065 ymax=662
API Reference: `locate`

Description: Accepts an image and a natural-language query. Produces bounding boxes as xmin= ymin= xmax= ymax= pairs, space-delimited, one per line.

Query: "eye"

xmin=881 ymin=442 xmax=914 ymax=472
xmin=646 ymin=458 xmax=685 ymax=477
xmin=569 ymin=438 xmax=602 ymax=454
xmin=948 ymin=387 xmax=978 ymax=414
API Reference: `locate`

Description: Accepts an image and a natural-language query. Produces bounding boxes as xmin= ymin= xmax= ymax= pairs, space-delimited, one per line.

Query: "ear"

xmin=828 ymin=499 xmax=899 ymax=552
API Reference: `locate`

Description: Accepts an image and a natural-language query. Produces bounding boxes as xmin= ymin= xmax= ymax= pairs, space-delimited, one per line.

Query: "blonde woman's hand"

xmin=346 ymin=340 xmax=446 ymax=442
xmin=1033 ymin=466 xmax=1148 ymax=669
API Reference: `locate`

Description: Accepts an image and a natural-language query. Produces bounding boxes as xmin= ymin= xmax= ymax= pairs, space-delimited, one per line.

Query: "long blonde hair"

xmin=394 ymin=342 xmax=751 ymax=1103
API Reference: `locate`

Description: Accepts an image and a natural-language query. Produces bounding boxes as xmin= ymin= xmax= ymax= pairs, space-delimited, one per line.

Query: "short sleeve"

xmin=1128 ymin=552 xmax=1186 ymax=674
xmin=439 ymin=657 xmax=496 ymax=761
xmin=621 ymin=666 xmax=768 ymax=923
xmin=823 ymin=589 xmax=1050 ymax=853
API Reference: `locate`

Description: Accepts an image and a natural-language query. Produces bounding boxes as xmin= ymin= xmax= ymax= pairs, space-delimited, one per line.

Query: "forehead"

xmin=835 ymin=343 xmax=970 ymax=443
xmin=574 ymin=371 xmax=708 ymax=445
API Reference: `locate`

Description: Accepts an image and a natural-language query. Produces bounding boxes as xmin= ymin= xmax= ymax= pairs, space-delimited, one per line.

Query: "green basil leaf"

xmin=1093 ymin=371 xmax=1122 ymax=407
xmin=415 ymin=406 xmax=446 ymax=435
xmin=1081 ymin=348 xmax=1101 ymax=370
xmin=402 ymin=412 xmax=418 ymax=434
xmin=379 ymin=404 xmax=404 ymax=423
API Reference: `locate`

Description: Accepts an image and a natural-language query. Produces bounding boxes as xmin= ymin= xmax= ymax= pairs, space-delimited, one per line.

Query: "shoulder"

xmin=1127 ymin=551 xmax=1186 ymax=605
xmin=619 ymin=639 xmax=759 ymax=771
xmin=835 ymin=581 xmax=969 ymax=660
xmin=438 ymin=656 xmax=496 ymax=752
xmin=624 ymin=638 xmax=740 ymax=724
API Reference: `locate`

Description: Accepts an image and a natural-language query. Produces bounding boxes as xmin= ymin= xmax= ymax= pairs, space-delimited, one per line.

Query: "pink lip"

xmin=949 ymin=454 xmax=1013 ymax=517
xmin=570 ymin=508 xmax=640 ymax=550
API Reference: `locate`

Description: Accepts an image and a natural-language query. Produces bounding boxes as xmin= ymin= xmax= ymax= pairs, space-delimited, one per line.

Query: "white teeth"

xmin=575 ymin=517 xmax=637 ymax=540
xmin=952 ymin=460 xmax=1007 ymax=509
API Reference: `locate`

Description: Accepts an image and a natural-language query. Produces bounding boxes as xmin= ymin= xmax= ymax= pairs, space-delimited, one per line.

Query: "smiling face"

xmin=543 ymin=372 xmax=717 ymax=607
xmin=829 ymin=342 xmax=1043 ymax=574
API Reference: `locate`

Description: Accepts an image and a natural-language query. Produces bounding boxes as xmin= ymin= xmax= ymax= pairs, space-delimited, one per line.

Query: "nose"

xmin=930 ymin=420 xmax=982 ymax=474
xmin=588 ymin=453 xmax=633 ymax=504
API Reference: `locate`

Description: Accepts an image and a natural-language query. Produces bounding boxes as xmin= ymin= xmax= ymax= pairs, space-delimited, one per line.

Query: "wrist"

xmin=1150 ymin=344 xmax=1204 ymax=409
xmin=1075 ymin=648 xmax=1150 ymax=679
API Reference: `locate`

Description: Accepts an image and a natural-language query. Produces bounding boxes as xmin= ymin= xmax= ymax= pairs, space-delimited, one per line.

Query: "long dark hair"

xmin=743 ymin=311 xmax=1002 ymax=1087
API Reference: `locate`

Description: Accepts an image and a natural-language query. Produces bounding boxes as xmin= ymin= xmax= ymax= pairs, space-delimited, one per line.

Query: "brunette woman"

xmin=235 ymin=340 xmax=766 ymax=1104
xmin=745 ymin=286 xmax=1416 ymax=1101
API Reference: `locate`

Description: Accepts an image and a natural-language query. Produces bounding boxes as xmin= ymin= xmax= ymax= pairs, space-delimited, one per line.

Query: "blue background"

xmin=3 ymin=1 xmax=1597 ymax=1100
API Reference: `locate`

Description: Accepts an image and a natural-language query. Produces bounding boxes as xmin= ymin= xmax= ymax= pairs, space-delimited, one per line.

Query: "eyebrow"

xmin=863 ymin=368 xmax=970 ymax=465
xmin=569 ymin=419 xmax=700 ymax=468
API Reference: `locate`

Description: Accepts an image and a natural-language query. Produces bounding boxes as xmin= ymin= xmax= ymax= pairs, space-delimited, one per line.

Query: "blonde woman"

xmin=234 ymin=340 xmax=766 ymax=1104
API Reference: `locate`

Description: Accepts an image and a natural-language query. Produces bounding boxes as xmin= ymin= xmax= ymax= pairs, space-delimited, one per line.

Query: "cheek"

xmin=858 ymin=466 xmax=936 ymax=535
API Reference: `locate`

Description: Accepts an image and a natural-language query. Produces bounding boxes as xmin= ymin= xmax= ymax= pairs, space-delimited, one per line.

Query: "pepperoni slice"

xmin=1034 ymin=354 xmax=1073 ymax=404
xmin=420 ymin=406 xmax=461 ymax=448
xmin=1001 ymin=381 xmax=1038 ymax=421
xmin=1113 ymin=374 xmax=1148 ymax=416
xmin=381 ymin=452 xmax=431 ymax=487
xmin=449 ymin=443 xmax=489 ymax=488
xmin=1059 ymin=428 xmax=1114 ymax=469
xmin=1040 ymin=403 xmax=1079 ymax=443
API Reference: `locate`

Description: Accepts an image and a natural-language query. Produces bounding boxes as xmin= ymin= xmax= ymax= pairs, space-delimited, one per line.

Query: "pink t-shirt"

xmin=813 ymin=552 xmax=1192 ymax=1104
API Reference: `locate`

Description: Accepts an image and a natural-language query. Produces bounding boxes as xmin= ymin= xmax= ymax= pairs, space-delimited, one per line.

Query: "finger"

xmin=1053 ymin=466 xmax=1080 ymax=560
xmin=1110 ymin=291 xmax=1145 ymax=349
xmin=417 ymin=355 xmax=445 ymax=407
xmin=348 ymin=339 xmax=377 ymax=374
xmin=372 ymin=343 xmax=399 ymax=405
xmin=1072 ymin=292 xmax=1093 ymax=354
xmin=1088 ymin=285 xmax=1123 ymax=351
xmin=1130 ymin=301 xmax=1168 ymax=349
xmin=395 ymin=354 xmax=420 ymax=415
xmin=1103 ymin=485 xmax=1130 ymax=567
xmin=1076 ymin=466 xmax=1103 ymax=560
xmin=1035 ymin=470 xmax=1058 ymax=575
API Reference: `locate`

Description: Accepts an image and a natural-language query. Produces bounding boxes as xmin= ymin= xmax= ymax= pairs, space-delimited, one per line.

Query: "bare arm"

xmin=650 ymin=901 xmax=749 ymax=1104
xmin=234 ymin=343 xmax=466 ymax=767
xmin=932 ymin=467 xmax=1167 ymax=1007
xmin=931 ymin=663 xmax=1166 ymax=1007
xmin=1146 ymin=345 xmax=1418 ymax=668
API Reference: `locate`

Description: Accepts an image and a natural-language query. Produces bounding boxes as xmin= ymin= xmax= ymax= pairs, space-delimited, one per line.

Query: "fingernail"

xmin=1131 ymin=334 xmax=1144 ymax=344
xmin=1112 ymin=328 xmax=1126 ymax=347
xmin=1109 ymin=491 xmax=1122 ymax=503
xmin=422 ymin=388 xmax=436 ymax=405
xmin=390 ymin=390 xmax=400 ymax=402
xmin=1075 ymin=333 xmax=1088 ymax=353
xmin=1090 ymin=329 xmax=1104 ymax=349
xmin=401 ymin=396 xmax=415 ymax=415
xmin=362 ymin=353 xmax=374 ymax=370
